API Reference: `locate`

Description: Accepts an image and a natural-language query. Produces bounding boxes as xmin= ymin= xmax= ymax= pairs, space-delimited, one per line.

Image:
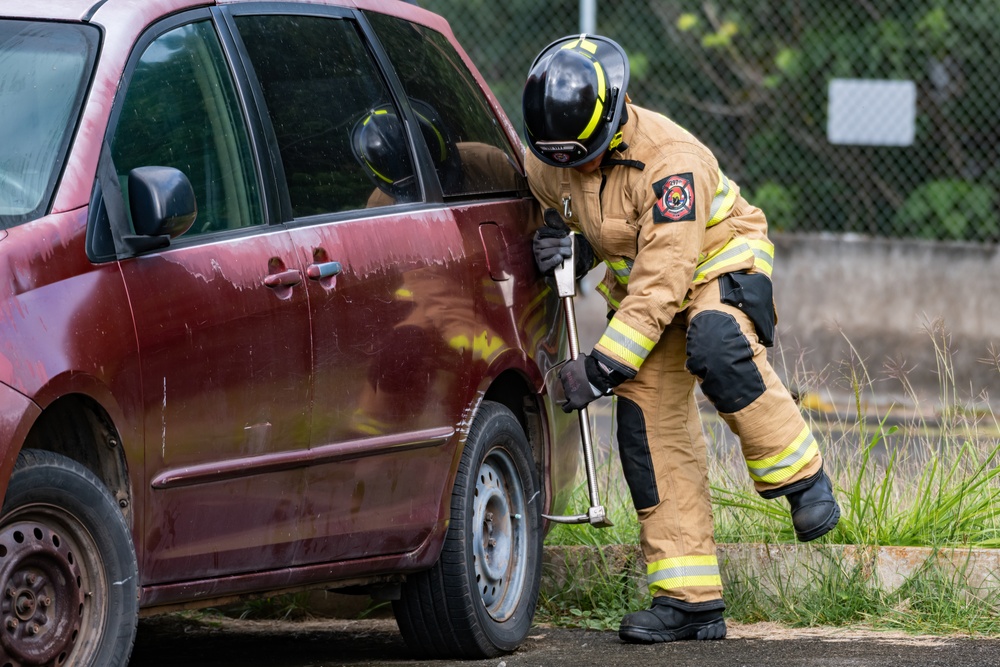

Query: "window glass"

xmin=0 ymin=20 xmax=98 ymax=228
xmin=236 ymin=15 xmax=414 ymax=216
xmin=113 ymin=21 xmax=262 ymax=237
xmin=367 ymin=14 xmax=525 ymax=199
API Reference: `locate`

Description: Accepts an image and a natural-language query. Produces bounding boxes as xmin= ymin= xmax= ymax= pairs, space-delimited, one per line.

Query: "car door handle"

xmin=263 ymin=269 xmax=302 ymax=288
xmin=306 ymin=261 xmax=342 ymax=280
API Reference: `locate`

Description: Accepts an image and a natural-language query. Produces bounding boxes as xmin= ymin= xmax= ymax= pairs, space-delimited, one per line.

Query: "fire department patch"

xmin=653 ymin=173 xmax=696 ymax=222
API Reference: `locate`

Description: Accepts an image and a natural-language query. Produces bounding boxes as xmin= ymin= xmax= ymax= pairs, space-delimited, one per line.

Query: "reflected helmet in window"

xmin=350 ymin=100 xmax=460 ymax=199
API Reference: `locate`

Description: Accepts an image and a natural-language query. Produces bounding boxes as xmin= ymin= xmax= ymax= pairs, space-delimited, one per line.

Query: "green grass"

xmin=538 ymin=329 xmax=1000 ymax=634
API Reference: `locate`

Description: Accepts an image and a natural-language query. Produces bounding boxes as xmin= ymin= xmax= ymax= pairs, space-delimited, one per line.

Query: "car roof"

xmin=0 ymin=0 xmax=195 ymax=22
xmin=0 ymin=0 xmax=437 ymax=24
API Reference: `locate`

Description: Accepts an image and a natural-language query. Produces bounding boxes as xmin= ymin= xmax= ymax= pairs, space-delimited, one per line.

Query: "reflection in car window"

xmin=366 ymin=14 xmax=525 ymax=199
xmin=113 ymin=21 xmax=262 ymax=237
xmin=235 ymin=15 xmax=414 ymax=217
xmin=0 ymin=20 xmax=98 ymax=228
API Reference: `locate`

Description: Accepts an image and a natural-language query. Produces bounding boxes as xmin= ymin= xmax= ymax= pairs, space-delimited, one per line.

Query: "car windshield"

xmin=0 ymin=20 xmax=98 ymax=229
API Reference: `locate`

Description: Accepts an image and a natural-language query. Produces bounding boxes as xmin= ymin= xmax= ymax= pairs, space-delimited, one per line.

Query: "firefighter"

xmin=522 ymin=34 xmax=840 ymax=643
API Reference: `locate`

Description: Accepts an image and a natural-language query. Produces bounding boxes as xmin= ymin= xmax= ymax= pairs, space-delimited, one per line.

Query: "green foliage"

xmin=876 ymin=558 xmax=1000 ymax=635
xmin=536 ymin=548 xmax=639 ymax=631
xmin=746 ymin=182 xmax=798 ymax=232
xmin=723 ymin=551 xmax=886 ymax=627
xmin=893 ymin=180 xmax=998 ymax=241
xmin=423 ymin=0 xmax=1000 ymax=241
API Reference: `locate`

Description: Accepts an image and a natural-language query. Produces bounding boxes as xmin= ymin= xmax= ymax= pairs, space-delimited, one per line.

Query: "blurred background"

xmin=421 ymin=0 xmax=1000 ymax=243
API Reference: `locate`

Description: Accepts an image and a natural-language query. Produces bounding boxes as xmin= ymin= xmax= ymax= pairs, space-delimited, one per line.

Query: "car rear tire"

xmin=393 ymin=400 xmax=543 ymax=658
xmin=0 ymin=449 xmax=138 ymax=667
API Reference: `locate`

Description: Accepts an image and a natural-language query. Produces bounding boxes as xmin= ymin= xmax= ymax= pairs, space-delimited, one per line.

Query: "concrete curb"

xmin=541 ymin=543 xmax=1000 ymax=605
xmin=300 ymin=542 xmax=1000 ymax=618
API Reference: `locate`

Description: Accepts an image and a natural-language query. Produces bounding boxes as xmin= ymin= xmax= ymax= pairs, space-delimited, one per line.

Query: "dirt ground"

xmin=128 ymin=613 xmax=1000 ymax=667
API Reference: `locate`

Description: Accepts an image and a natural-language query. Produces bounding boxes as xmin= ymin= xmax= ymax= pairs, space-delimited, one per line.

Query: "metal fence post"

xmin=580 ymin=0 xmax=596 ymax=34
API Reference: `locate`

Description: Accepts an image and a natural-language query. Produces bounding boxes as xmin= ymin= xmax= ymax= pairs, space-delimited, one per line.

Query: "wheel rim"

xmin=0 ymin=506 xmax=106 ymax=667
xmin=472 ymin=445 xmax=528 ymax=622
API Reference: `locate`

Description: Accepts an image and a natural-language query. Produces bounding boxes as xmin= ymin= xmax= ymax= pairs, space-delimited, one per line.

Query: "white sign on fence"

xmin=827 ymin=79 xmax=917 ymax=146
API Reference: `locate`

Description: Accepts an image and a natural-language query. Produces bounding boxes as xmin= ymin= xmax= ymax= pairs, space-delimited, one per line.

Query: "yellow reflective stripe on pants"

xmin=707 ymin=169 xmax=737 ymax=227
xmin=746 ymin=424 xmax=819 ymax=484
xmin=693 ymin=237 xmax=774 ymax=283
xmin=647 ymin=554 xmax=723 ymax=594
xmin=597 ymin=318 xmax=655 ymax=368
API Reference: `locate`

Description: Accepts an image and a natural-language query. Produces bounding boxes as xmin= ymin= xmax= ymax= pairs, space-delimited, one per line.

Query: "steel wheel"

xmin=472 ymin=447 xmax=528 ymax=622
xmin=0 ymin=451 xmax=137 ymax=667
xmin=393 ymin=401 xmax=543 ymax=658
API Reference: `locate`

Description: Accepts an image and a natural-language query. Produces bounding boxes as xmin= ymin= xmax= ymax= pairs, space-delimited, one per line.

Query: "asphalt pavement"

xmin=129 ymin=615 xmax=1000 ymax=667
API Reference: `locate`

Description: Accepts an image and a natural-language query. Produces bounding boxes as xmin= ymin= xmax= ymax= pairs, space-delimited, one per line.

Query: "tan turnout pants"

xmin=613 ymin=275 xmax=823 ymax=607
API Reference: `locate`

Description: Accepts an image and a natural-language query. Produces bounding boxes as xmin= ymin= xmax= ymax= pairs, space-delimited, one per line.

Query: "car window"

xmin=366 ymin=13 xmax=525 ymax=199
xmin=112 ymin=20 xmax=262 ymax=237
xmin=235 ymin=15 xmax=415 ymax=216
xmin=0 ymin=20 xmax=98 ymax=228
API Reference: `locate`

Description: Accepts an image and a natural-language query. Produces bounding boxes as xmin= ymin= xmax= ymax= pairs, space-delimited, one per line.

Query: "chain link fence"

xmin=419 ymin=0 xmax=1000 ymax=242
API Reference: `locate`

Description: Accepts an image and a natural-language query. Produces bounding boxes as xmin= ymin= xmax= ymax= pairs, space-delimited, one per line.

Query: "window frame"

xmin=361 ymin=11 xmax=529 ymax=203
xmin=221 ymin=2 xmax=448 ymax=229
xmin=88 ymin=8 xmax=276 ymax=262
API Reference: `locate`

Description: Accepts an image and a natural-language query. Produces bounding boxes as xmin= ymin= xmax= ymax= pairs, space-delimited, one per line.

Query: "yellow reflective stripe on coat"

xmin=647 ymin=555 xmax=722 ymax=593
xmin=596 ymin=282 xmax=622 ymax=310
xmin=707 ymin=169 xmax=737 ymax=227
xmin=693 ymin=237 xmax=774 ymax=283
xmin=746 ymin=424 xmax=819 ymax=484
xmin=605 ymin=257 xmax=632 ymax=285
xmin=597 ymin=318 xmax=654 ymax=368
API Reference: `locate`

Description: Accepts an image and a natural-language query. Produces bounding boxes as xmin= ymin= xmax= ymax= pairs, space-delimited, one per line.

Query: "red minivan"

xmin=0 ymin=1 xmax=579 ymax=663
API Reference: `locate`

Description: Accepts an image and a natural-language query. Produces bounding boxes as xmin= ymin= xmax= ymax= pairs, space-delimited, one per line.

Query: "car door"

xmin=105 ymin=12 xmax=315 ymax=583
xmin=229 ymin=7 xmax=492 ymax=562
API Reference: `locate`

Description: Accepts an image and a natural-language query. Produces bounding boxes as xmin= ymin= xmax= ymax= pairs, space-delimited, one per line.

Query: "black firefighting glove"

xmin=558 ymin=352 xmax=625 ymax=413
xmin=533 ymin=208 xmax=597 ymax=278
xmin=533 ymin=208 xmax=572 ymax=275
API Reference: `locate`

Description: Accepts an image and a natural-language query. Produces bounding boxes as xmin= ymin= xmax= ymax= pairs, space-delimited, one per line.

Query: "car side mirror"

xmin=121 ymin=166 xmax=198 ymax=254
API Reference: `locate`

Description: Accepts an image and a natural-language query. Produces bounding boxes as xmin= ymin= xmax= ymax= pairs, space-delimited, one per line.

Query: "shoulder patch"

xmin=652 ymin=173 xmax=696 ymax=223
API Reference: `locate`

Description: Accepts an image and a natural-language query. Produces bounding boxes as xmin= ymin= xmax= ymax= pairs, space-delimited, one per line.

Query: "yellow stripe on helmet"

xmin=577 ymin=59 xmax=607 ymax=141
xmin=362 ymin=109 xmax=394 ymax=183
xmin=416 ymin=111 xmax=448 ymax=163
xmin=562 ymin=37 xmax=598 ymax=54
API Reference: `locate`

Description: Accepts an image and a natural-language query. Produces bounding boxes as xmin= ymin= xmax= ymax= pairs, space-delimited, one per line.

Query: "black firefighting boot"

xmin=619 ymin=596 xmax=727 ymax=644
xmin=779 ymin=467 xmax=841 ymax=541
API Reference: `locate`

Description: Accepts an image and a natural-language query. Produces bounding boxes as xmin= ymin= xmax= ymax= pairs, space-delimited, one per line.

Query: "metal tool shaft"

xmin=542 ymin=230 xmax=613 ymax=528
xmin=564 ymin=297 xmax=603 ymax=513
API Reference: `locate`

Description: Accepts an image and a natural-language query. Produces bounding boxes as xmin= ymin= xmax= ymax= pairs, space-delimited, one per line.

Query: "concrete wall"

xmin=771 ymin=234 xmax=1000 ymax=409
xmin=575 ymin=234 xmax=1000 ymax=410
